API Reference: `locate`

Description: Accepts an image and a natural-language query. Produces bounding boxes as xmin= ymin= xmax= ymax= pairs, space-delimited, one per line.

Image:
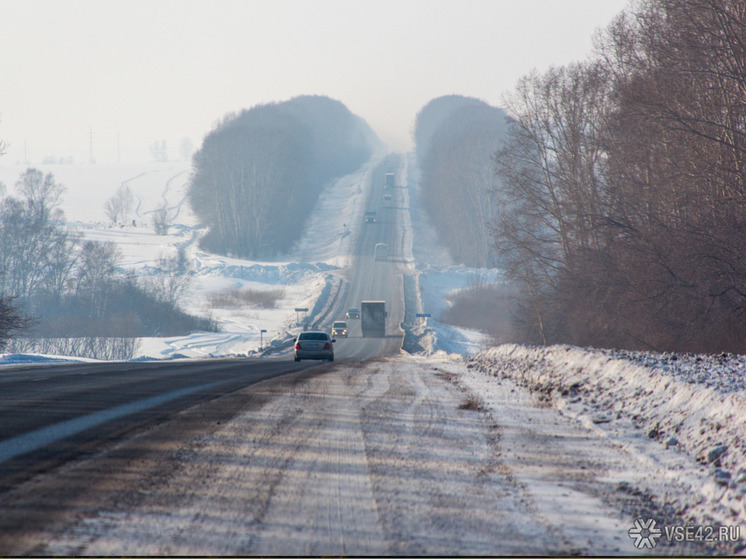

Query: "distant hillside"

xmin=414 ymin=95 xmax=509 ymax=267
xmin=189 ymin=95 xmax=381 ymax=259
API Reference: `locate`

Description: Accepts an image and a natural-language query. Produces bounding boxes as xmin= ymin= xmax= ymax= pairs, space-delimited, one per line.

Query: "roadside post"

xmin=294 ymin=307 xmax=309 ymax=326
xmin=416 ymin=313 xmax=431 ymax=326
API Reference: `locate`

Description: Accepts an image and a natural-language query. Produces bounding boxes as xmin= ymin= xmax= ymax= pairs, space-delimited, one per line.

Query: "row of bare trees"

xmin=493 ymin=0 xmax=746 ymax=353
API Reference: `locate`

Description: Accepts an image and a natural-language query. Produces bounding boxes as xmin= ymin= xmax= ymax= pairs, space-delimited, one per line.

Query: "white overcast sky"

xmin=1 ymin=0 xmax=629 ymax=164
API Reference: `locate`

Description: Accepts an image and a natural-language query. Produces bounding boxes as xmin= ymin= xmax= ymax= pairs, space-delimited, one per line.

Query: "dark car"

xmin=346 ymin=308 xmax=360 ymax=319
xmin=294 ymin=331 xmax=335 ymax=362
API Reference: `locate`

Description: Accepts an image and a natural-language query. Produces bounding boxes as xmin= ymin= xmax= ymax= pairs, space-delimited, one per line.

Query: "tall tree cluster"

xmin=414 ymin=96 xmax=509 ymax=267
xmin=189 ymin=95 xmax=379 ymax=259
xmin=0 ymin=168 xmax=213 ymax=350
xmin=493 ymin=0 xmax=746 ymax=353
xmin=0 ymin=168 xmax=76 ymax=302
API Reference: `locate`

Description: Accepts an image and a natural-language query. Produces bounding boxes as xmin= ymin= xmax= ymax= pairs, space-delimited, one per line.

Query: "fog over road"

xmin=0 ymin=155 xmax=714 ymax=555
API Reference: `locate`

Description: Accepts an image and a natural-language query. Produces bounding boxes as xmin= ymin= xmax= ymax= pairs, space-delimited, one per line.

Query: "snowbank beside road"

xmin=470 ymin=344 xmax=746 ymax=528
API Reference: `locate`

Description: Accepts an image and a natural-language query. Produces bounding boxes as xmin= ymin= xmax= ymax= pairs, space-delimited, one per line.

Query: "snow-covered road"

xmin=3 ymin=355 xmax=732 ymax=555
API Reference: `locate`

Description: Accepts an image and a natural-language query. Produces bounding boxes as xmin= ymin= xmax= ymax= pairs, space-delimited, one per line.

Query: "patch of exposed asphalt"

xmin=0 ymin=364 xmax=332 ymax=555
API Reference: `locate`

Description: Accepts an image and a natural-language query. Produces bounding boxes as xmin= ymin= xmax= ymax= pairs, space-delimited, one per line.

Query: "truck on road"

xmin=361 ymin=300 xmax=386 ymax=337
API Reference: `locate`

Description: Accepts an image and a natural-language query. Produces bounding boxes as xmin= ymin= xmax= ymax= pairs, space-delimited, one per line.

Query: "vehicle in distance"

xmin=331 ymin=321 xmax=348 ymax=337
xmin=383 ymin=193 xmax=392 ymax=201
xmin=374 ymin=242 xmax=388 ymax=261
xmin=346 ymin=308 xmax=360 ymax=319
xmin=365 ymin=211 xmax=377 ymax=223
xmin=385 ymin=172 xmax=395 ymax=189
xmin=294 ymin=331 xmax=335 ymax=361
xmin=361 ymin=300 xmax=386 ymax=337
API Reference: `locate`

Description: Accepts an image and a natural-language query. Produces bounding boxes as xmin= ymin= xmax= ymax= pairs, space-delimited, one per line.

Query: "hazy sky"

xmin=1 ymin=0 xmax=629 ymax=164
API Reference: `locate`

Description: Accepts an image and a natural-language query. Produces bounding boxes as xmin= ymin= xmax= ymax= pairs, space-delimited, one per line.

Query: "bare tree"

xmin=189 ymin=107 xmax=310 ymax=257
xmin=152 ymin=206 xmax=172 ymax=235
xmin=16 ymin=168 xmax=65 ymax=222
xmin=593 ymin=0 xmax=746 ymax=352
xmin=490 ymin=0 xmax=746 ymax=353
xmin=142 ymin=253 xmax=192 ymax=308
xmin=0 ymin=170 xmax=74 ymax=301
xmin=492 ymin=61 xmax=613 ymax=344
xmin=179 ymin=137 xmax=194 ymax=161
xmin=104 ymin=184 xmax=134 ymax=225
xmin=189 ymin=97 xmax=375 ymax=259
xmin=73 ymin=241 xmax=122 ymax=319
xmin=150 ymin=140 xmax=168 ymax=162
xmin=0 ymin=297 xmax=30 ymax=350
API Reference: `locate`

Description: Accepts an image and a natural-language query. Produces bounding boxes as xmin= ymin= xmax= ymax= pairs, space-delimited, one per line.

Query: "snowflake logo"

xmin=628 ymin=518 xmax=662 ymax=549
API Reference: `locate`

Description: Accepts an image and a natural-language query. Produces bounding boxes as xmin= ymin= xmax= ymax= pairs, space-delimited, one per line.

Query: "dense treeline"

xmin=494 ymin=0 xmax=746 ymax=353
xmin=0 ymin=168 xmax=214 ymax=352
xmin=189 ymin=95 xmax=380 ymax=258
xmin=414 ymin=95 xmax=509 ymax=267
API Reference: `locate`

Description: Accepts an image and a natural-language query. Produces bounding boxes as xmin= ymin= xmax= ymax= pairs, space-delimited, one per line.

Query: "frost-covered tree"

xmin=0 ymin=169 xmax=73 ymax=300
xmin=179 ymin=137 xmax=194 ymax=161
xmin=104 ymin=184 xmax=135 ymax=224
xmin=189 ymin=96 xmax=377 ymax=258
xmin=0 ymin=129 xmax=31 ymax=346
xmin=150 ymin=140 xmax=168 ymax=162
xmin=414 ymin=97 xmax=509 ymax=267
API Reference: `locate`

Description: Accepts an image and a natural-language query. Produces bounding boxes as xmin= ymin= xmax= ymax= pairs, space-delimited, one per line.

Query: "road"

xmin=0 ymin=359 xmax=313 ymax=489
xmin=333 ymin=154 xmax=409 ymax=359
xmin=0 ymin=154 xmax=719 ymax=555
